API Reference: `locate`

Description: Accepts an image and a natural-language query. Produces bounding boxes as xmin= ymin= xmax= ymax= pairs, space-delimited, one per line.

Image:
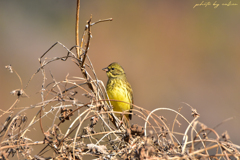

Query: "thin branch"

xmin=76 ymin=0 xmax=80 ymax=58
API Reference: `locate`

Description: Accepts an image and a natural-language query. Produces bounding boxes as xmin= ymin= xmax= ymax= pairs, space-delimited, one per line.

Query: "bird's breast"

xmin=106 ymin=78 xmax=131 ymax=112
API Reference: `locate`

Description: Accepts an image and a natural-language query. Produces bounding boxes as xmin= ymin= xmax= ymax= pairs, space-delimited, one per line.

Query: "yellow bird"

xmin=102 ymin=62 xmax=133 ymax=120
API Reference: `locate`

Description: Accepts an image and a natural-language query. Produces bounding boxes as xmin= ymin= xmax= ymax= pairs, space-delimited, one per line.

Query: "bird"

xmin=102 ymin=62 xmax=133 ymax=120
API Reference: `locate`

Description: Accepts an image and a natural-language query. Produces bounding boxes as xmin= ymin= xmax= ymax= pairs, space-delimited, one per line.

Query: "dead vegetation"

xmin=1 ymin=1 xmax=240 ymax=160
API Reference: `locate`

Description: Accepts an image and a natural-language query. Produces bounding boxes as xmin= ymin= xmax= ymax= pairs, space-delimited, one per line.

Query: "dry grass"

xmin=1 ymin=2 xmax=240 ymax=160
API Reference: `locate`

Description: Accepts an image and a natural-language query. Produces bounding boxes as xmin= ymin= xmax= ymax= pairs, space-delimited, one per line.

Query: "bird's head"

xmin=102 ymin=62 xmax=125 ymax=78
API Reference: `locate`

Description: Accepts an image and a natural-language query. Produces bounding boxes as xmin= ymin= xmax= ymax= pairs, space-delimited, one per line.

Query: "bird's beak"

xmin=102 ymin=67 xmax=109 ymax=72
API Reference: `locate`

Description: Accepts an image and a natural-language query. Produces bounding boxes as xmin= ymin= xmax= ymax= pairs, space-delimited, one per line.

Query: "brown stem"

xmin=76 ymin=0 xmax=80 ymax=58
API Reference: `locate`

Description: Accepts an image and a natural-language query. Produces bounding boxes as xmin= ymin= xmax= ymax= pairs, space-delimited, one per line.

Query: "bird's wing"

xmin=126 ymin=81 xmax=133 ymax=110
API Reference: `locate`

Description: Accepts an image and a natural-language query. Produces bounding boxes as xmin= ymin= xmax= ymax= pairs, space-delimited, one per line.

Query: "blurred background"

xmin=0 ymin=0 xmax=240 ymax=151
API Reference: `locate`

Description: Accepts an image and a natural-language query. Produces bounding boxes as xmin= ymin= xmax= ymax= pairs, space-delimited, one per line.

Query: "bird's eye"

xmin=111 ymin=68 xmax=115 ymax=70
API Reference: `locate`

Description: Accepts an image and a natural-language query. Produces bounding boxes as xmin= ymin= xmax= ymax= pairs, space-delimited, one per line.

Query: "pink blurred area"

xmin=0 ymin=0 xmax=240 ymax=147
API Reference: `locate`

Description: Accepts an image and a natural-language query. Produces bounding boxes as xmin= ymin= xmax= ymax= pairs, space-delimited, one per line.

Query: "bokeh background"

xmin=1 ymin=0 xmax=240 ymax=152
